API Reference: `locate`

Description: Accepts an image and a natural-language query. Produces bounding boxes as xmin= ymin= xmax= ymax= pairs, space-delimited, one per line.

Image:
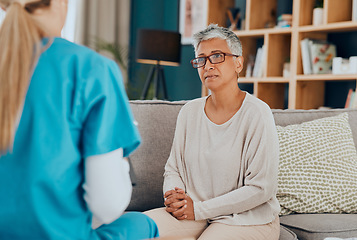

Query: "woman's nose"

xmin=204 ymin=59 xmax=214 ymax=70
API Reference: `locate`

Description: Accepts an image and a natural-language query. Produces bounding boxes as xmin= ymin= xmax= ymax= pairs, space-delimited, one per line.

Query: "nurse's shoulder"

xmin=43 ymin=37 xmax=116 ymax=71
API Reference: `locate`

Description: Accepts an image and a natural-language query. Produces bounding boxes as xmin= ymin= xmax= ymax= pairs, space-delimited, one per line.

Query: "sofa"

xmin=127 ymin=100 xmax=357 ymax=240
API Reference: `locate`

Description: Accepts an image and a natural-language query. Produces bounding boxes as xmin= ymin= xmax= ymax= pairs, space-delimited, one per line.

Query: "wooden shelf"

xmin=240 ymin=77 xmax=290 ymax=83
xmin=234 ymin=27 xmax=292 ymax=37
xmin=239 ymin=77 xmax=255 ymax=83
xmin=263 ymin=77 xmax=290 ymax=83
xmin=202 ymin=0 xmax=357 ymax=109
xmin=298 ymin=21 xmax=357 ymax=33
xmin=297 ymin=74 xmax=357 ymax=81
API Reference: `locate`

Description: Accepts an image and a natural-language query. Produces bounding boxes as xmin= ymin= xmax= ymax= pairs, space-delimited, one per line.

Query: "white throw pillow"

xmin=276 ymin=112 xmax=357 ymax=215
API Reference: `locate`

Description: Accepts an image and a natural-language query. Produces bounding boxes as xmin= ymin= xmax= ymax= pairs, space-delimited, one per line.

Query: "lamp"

xmin=136 ymin=29 xmax=181 ymax=100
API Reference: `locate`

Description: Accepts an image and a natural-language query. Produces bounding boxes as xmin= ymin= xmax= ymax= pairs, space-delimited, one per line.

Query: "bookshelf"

xmin=201 ymin=0 xmax=236 ymax=97
xmin=201 ymin=0 xmax=357 ymax=109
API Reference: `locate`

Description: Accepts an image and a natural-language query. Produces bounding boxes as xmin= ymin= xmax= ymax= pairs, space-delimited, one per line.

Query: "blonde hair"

xmin=0 ymin=0 xmax=49 ymax=154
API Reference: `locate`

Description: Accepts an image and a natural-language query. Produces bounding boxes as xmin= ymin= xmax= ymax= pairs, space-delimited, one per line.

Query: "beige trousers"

xmin=144 ymin=208 xmax=280 ymax=240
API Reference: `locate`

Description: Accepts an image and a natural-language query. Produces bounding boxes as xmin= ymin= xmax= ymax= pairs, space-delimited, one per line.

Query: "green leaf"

xmin=93 ymin=37 xmax=128 ymax=71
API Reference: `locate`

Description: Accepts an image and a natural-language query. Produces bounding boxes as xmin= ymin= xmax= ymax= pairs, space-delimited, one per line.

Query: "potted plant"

xmin=94 ymin=38 xmax=128 ymax=73
xmin=94 ymin=38 xmax=154 ymax=99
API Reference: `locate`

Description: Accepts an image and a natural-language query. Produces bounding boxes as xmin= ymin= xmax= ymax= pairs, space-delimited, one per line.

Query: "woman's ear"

xmin=234 ymin=56 xmax=244 ymax=74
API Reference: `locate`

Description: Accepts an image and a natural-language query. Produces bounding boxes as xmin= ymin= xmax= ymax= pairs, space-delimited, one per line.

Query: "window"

xmin=0 ymin=8 xmax=5 ymax=26
xmin=62 ymin=0 xmax=78 ymax=42
xmin=0 ymin=1 xmax=77 ymax=42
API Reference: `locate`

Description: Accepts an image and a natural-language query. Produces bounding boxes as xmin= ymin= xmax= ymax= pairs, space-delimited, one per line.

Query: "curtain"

xmin=74 ymin=0 xmax=131 ymax=83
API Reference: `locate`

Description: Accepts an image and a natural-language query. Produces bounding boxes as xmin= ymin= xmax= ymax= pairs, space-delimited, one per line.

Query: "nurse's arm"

xmin=83 ymin=148 xmax=132 ymax=224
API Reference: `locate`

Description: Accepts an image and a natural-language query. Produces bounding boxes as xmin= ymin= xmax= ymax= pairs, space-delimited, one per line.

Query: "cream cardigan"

xmin=163 ymin=93 xmax=280 ymax=225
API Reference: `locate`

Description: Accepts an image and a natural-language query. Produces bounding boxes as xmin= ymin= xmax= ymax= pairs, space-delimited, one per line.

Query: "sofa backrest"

xmin=127 ymin=100 xmax=357 ymax=212
xmin=127 ymin=100 xmax=186 ymax=211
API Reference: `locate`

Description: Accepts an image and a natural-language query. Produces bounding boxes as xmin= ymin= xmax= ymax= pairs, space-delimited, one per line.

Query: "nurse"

xmin=0 ymin=0 xmax=158 ymax=239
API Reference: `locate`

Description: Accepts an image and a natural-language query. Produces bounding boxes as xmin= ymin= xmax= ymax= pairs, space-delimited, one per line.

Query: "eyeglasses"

xmin=190 ymin=52 xmax=239 ymax=68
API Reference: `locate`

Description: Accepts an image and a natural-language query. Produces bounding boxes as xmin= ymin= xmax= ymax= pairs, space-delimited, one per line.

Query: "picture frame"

xmin=179 ymin=0 xmax=208 ymax=45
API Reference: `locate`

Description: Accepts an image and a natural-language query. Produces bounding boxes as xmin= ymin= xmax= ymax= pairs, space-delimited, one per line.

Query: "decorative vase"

xmin=313 ymin=7 xmax=324 ymax=26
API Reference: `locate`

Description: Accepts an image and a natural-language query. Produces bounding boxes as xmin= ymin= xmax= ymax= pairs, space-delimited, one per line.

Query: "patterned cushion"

xmin=276 ymin=112 xmax=357 ymax=215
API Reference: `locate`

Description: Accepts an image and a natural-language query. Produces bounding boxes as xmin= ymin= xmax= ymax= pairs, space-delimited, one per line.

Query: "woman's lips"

xmin=205 ymin=75 xmax=218 ymax=80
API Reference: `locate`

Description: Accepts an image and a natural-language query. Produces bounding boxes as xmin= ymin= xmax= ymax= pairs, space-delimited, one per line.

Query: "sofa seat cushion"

xmin=280 ymin=214 xmax=357 ymax=240
xmin=280 ymin=225 xmax=298 ymax=240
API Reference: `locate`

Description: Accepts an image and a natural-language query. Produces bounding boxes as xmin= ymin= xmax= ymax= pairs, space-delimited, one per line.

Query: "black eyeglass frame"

xmin=190 ymin=52 xmax=240 ymax=69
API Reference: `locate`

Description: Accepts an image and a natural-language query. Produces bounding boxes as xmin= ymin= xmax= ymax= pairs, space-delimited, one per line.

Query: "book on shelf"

xmin=276 ymin=14 xmax=292 ymax=28
xmin=300 ymin=38 xmax=337 ymax=74
xmin=252 ymin=45 xmax=265 ymax=78
xmin=300 ymin=39 xmax=312 ymax=75
xmin=353 ymin=0 xmax=357 ymax=21
xmin=245 ymin=54 xmax=255 ymax=78
xmin=345 ymin=89 xmax=357 ymax=108
xmin=345 ymin=89 xmax=354 ymax=108
xmin=258 ymin=45 xmax=266 ymax=77
xmin=351 ymin=92 xmax=357 ymax=109
xmin=309 ymin=40 xmax=336 ymax=74
xmin=252 ymin=47 xmax=262 ymax=77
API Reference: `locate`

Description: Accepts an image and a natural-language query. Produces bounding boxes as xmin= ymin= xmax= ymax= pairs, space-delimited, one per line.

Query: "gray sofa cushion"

xmin=280 ymin=225 xmax=298 ymax=240
xmin=272 ymin=108 xmax=357 ymax=149
xmin=280 ymin=214 xmax=357 ymax=240
xmin=127 ymin=100 xmax=186 ymax=211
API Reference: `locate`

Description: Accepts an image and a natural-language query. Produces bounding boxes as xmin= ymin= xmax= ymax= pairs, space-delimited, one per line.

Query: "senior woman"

xmin=145 ymin=24 xmax=280 ymax=240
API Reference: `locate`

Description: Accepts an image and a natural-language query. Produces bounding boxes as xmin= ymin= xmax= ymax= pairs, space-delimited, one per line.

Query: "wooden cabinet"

xmin=202 ymin=0 xmax=357 ymax=109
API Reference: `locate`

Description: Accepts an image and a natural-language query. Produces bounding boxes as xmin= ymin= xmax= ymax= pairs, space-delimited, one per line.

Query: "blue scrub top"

xmin=0 ymin=38 xmax=141 ymax=239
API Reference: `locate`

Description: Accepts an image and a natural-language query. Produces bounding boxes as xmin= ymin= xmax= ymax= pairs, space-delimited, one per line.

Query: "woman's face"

xmin=196 ymin=38 xmax=243 ymax=92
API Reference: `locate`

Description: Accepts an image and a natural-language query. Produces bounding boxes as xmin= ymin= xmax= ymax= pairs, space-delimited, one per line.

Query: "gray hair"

xmin=192 ymin=24 xmax=242 ymax=57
